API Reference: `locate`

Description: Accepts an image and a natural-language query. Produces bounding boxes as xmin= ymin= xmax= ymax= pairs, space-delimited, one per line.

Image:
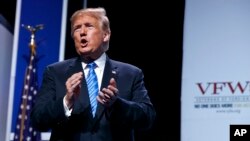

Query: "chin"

xmin=79 ymin=51 xmax=92 ymax=57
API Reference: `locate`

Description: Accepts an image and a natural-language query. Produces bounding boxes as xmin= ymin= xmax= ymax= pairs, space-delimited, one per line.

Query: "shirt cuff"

xmin=63 ymin=96 xmax=73 ymax=117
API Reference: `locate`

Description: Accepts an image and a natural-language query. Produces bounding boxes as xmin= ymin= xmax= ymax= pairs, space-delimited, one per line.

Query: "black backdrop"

xmin=65 ymin=1 xmax=185 ymax=141
xmin=1 ymin=0 xmax=185 ymax=140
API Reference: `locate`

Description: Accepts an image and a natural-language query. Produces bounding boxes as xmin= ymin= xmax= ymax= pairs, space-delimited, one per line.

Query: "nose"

xmin=80 ymin=27 xmax=87 ymax=36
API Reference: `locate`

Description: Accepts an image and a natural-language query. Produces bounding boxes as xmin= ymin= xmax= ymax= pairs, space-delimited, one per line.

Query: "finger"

xmin=104 ymin=93 xmax=111 ymax=99
xmin=108 ymin=85 xmax=118 ymax=94
xmin=109 ymin=78 xmax=117 ymax=87
xmin=101 ymin=88 xmax=114 ymax=97
xmin=69 ymin=72 xmax=83 ymax=86
xmin=72 ymin=80 xmax=81 ymax=88
xmin=72 ymin=72 xmax=83 ymax=81
xmin=98 ymin=91 xmax=106 ymax=100
xmin=97 ymin=96 xmax=104 ymax=104
xmin=102 ymin=88 xmax=117 ymax=103
xmin=66 ymin=80 xmax=71 ymax=87
xmin=70 ymin=72 xmax=83 ymax=80
xmin=97 ymin=94 xmax=108 ymax=105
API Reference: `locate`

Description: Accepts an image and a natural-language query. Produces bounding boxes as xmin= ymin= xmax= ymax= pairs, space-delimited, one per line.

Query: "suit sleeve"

xmin=30 ymin=66 xmax=68 ymax=131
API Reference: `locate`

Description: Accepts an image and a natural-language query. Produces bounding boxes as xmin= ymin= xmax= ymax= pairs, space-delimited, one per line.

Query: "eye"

xmin=73 ymin=25 xmax=81 ymax=33
xmin=85 ymin=23 xmax=94 ymax=29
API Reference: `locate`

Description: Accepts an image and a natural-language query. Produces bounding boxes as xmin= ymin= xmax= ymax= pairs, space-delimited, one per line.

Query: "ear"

xmin=103 ymin=32 xmax=111 ymax=42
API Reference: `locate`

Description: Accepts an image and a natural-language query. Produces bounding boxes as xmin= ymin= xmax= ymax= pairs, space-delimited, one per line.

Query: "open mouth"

xmin=81 ymin=39 xmax=88 ymax=47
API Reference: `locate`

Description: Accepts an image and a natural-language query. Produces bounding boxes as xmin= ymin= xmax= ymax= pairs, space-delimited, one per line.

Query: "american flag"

xmin=13 ymin=54 xmax=41 ymax=141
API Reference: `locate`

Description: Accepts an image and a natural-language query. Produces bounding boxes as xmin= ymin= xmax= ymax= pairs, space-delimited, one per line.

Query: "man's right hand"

xmin=65 ymin=72 xmax=83 ymax=108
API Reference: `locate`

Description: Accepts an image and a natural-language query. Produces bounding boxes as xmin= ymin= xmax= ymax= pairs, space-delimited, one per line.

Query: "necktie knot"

xmin=87 ymin=62 xmax=97 ymax=70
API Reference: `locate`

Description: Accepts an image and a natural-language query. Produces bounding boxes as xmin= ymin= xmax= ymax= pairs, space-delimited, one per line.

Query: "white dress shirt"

xmin=63 ymin=53 xmax=106 ymax=117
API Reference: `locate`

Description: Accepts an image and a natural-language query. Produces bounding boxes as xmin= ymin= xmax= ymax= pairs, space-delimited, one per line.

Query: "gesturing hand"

xmin=97 ymin=78 xmax=118 ymax=107
xmin=65 ymin=72 xmax=83 ymax=108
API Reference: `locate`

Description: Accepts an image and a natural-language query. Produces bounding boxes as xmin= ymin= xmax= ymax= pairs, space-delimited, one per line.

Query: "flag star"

xmin=22 ymin=95 xmax=27 ymax=99
xmin=29 ymin=127 xmax=33 ymax=132
xmin=28 ymin=65 xmax=33 ymax=69
xmin=13 ymin=55 xmax=40 ymax=140
xmin=26 ymin=105 xmax=30 ymax=110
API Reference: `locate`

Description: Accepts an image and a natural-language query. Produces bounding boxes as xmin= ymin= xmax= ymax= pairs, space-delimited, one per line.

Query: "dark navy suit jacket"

xmin=31 ymin=56 xmax=156 ymax=141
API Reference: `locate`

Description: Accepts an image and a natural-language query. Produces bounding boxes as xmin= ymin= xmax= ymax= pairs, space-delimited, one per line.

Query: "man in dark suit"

xmin=30 ymin=7 xmax=156 ymax=141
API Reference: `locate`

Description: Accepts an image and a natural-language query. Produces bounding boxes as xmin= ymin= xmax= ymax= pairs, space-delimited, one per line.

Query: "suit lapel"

xmin=66 ymin=56 xmax=119 ymax=127
xmin=93 ymin=58 xmax=118 ymax=120
xmin=66 ymin=57 xmax=91 ymax=114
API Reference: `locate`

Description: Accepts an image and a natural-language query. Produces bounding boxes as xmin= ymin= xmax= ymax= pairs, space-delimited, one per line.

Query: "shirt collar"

xmin=82 ymin=53 xmax=106 ymax=69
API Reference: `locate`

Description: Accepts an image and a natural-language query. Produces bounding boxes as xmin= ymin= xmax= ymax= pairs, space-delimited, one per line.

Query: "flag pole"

xmin=13 ymin=24 xmax=43 ymax=141
xmin=22 ymin=24 xmax=44 ymax=56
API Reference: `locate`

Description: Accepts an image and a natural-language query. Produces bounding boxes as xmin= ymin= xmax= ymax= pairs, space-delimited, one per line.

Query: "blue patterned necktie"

xmin=86 ymin=62 xmax=99 ymax=117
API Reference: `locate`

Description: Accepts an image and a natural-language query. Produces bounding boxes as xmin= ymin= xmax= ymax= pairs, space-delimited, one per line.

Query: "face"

xmin=72 ymin=15 xmax=109 ymax=60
